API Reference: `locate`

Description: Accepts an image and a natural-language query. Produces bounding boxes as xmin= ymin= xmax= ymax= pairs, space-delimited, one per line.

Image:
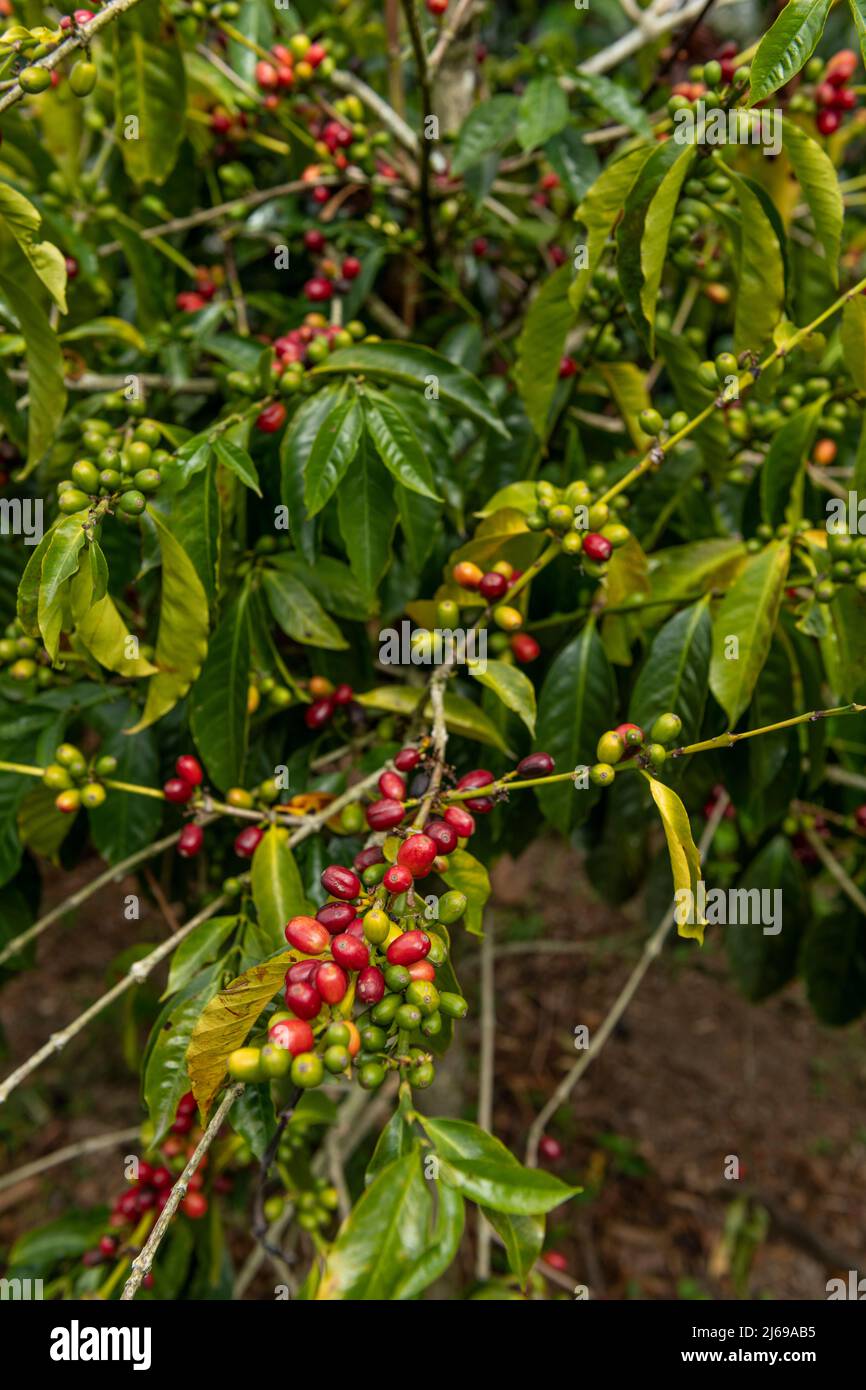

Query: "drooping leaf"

xmin=514 ymin=262 xmax=576 ymax=440
xmin=303 ymin=392 xmax=363 ymax=514
xmin=114 ymin=13 xmax=187 ymax=184
xmin=760 ymin=399 xmax=825 ymax=527
xmin=731 ymin=173 xmax=786 ymax=354
xmin=569 ymin=146 xmax=651 ymax=316
xmin=783 ymin=118 xmax=842 ymax=283
xmin=420 ymin=1117 xmax=579 ymax=1216
xmin=189 ymin=591 xmax=250 ymax=790
xmin=364 ymin=392 xmax=442 ymax=501
xmin=640 ymin=143 xmax=696 ymax=350
xmin=213 ymin=437 xmax=261 ymax=497
xmin=37 ymin=516 xmax=87 ymax=662
xmin=316 ymin=1151 xmax=435 ymax=1300
xmin=841 ymin=295 xmax=866 ymax=391
xmin=726 ymin=837 xmax=808 ymax=1001
xmin=145 ymin=971 xmax=221 ymax=1145
xmin=617 ymin=137 xmax=684 ymax=345
xmin=355 ymin=686 xmax=513 ymax=755
xmin=0 ymin=271 xmax=66 ymax=477
xmin=642 ymin=773 xmax=706 ymax=944
xmin=166 ymin=916 xmax=238 ymax=997
xmin=0 ymin=180 xmax=67 ymax=308
xmin=336 ymin=435 xmax=397 ymax=599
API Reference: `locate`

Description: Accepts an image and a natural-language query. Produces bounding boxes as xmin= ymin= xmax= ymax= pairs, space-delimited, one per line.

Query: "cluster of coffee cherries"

xmin=308 ymin=92 xmax=390 ymax=178
xmin=245 ymin=668 xmax=293 ymax=714
xmin=7 ymin=14 xmax=97 ymax=97
xmin=225 ymin=315 xmax=368 ymax=409
xmin=363 ymin=746 xmax=555 ymax=836
xmin=781 ymin=808 xmax=833 ymax=866
xmin=254 ymin=32 xmax=334 ymax=104
xmin=57 ymin=417 xmax=170 ymax=523
xmin=795 ymin=528 xmax=866 ymax=604
xmin=303 ymin=674 xmax=356 ymax=732
xmin=0 ymin=620 xmax=52 ymax=686
xmin=162 ymin=755 xmax=211 ymax=858
xmin=524 ymin=477 xmax=631 ymax=576
xmin=263 ymin=1173 xmax=340 ymax=1234
xmin=590 ymin=713 xmax=682 ymax=788
xmin=664 ymin=164 xmax=735 ymax=282
xmin=301 ymin=228 xmax=364 ymax=304
xmin=43 ymin=742 xmax=116 ymax=813
xmin=721 ymin=380 xmax=848 ymax=466
xmin=176 ymin=264 xmax=224 ymax=313
xmin=791 ymin=49 xmax=859 ymax=135
xmin=445 ymin=559 xmax=528 ymax=641
xmin=667 ymin=46 xmax=750 ymax=115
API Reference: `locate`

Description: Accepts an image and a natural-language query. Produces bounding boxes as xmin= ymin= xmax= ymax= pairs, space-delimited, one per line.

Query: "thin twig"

xmin=803 ymin=827 xmax=866 ymax=916
xmin=0 ymin=1126 xmax=140 ymax=1197
xmin=0 ymin=0 xmax=147 ymax=114
xmin=428 ymin=0 xmax=477 ymax=77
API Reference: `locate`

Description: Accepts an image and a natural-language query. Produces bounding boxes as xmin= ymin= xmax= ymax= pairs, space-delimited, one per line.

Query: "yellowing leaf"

xmin=643 ymin=773 xmax=706 ymax=943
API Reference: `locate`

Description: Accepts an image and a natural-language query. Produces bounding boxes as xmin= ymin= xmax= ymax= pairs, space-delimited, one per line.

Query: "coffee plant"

xmin=2 ymin=0 xmax=866 ymax=1305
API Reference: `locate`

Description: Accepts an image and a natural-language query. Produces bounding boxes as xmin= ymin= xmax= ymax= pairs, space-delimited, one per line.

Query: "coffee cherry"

xmin=163 ymin=775 xmax=195 ymax=804
xmin=646 ymin=743 xmax=667 ymax=767
xmin=395 ymin=747 xmax=421 ymax=772
xmin=358 ymin=1060 xmax=386 ymax=1089
xmin=356 ymin=965 xmax=386 ymax=1004
xmin=269 ymin=1017 xmax=314 ymax=1054
xmin=304 ymin=698 xmax=334 ymax=729
xmin=539 ymin=1134 xmax=563 ymax=1161
xmin=386 ymin=929 xmax=431 ymax=966
xmin=426 ymin=819 xmax=458 ymax=854
xmin=317 ymin=961 xmax=348 ymax=1004
xmin=406 ymin=979 xmax=439 ymax=1014
xmin=817 ymin=108 xmax=840 ymax=134
xmin=437 ymin=890 xmax=466 ymax=925
xmin=59 ymin=488 xmax=90 ymax=514
xmin=511 ymin=633 xmax=541 ymax=663
xmin=287 ymin=960 xmax=321 ymax=987
xmin=71 ymin=459 xmax=100 ymax=492
xmin=176 ymin=755 xmax=203 ymax=786
xmin=260 ymin=1042 xmax=292 ymax=1078
xmin=227 ymin=787 xmax=254 ymax=809
xmin=316 ymin=901 xmax=355 ymax=933
xmin=177 ymin=824 xmax=203 ymax=858
xmin=439 ymin=991 xmax=468 ymax=1019
xmin=234 ymin=825 xmax=264 ymax=859
xmin=813 ymin=438 xmax=838 ymax=466
xmin=855 ymin=804 xmax=866 ymax=829
xmin=321 ymin=864 xmax=361 ymax=900
xmin=363 ymin=906 xmax=390 ymax=944
xmin=118 ymin=490 xmax=147 ymax=516
xmin=291 ymin=1052 xmax=324 ymax=1088
xmin=366 ymin=797 xmax=405 ymax=830
xmin=371 ymin=994 xmax=401 ymax=1025
xmin=255 ymin=402 xmax=287 ymax=433
xmin=285 ymin=915 xmax=330 ymax=954
xmin=43 ymin=764 xmax=73 ymax=791
xmin=493 ymin=604 xmax=522 ymax=631
xmin=638 ymin=408 xmax=664 ymax=436
xmin=479 ymin=571 xmax=508 ymax=601
xmin=590 ymin=763 xmax=615 ymax=786
xmin=582 ymin=532 xmax=613 ymax=563
xmin=378 ymin=770 xmax=406 ymax=800
xmin=649 ymin=712 xmax=682 ymax=744
xmin=457 ymin=769 xmax=494 ymax=791
xmin=228 ymin=1047 xmax=263 ymax=1082
xmin=516 ymin=752 xmax=555 ymax=778
xmin=452 ymin=561 xmax=483 ymax=589
xmin=284 ymin=980 xmax=322 ymax=1020
xmin=396 ymin=1003 xmax=422 ymax=1028
xmin=441 ymin=805 xmax=474 ymax=839
xmin=55 ymin=789 xmax=81 ymax=814
xmin=19 ymin=66 xmax=52 ymax=94
xmin=596 ymin=730 xmax=625 ymax=764
xmin=397 ymin=834 xmax=437 ymax=877
xmin=331 ymin=933 xmax=369 ymax=970
xmin=383 ymin=863 xmax=413 ymax=893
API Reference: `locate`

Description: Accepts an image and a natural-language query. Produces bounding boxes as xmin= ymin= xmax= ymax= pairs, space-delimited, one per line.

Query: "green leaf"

xmin=164 ymin=458 xmax=220 ymax=601
xmin=213 ymin=437 xmax=261 ymax=497
xmin=731 ymin=174 xmax=786 ymax=354
xmin=365 ymin=1106 xmax=417 ymax=1186
xmin=850 ymin=0 xmax=866 ymax=71
xmin=16 ymin=523 xmax=56 ymax=635
xmin=640 ymin=144 xmax=696 ymax=350
xmin=514 ymin=261 xmax=575 ymax=440
xmin=617 ymin=138 xmax=686 ymax=345
xmin=482 ymin=1208 xmax=544 ymax=1286
xmin=468 ymin=658 xmax=536 ymax=735
xmin=393 ymin=1181 xmax=465 ymax=1300
xmin=59 ymin=316 xmax=146 ymax=350
xmin=336 ymin=434 xmax=397 ymax=597
xmin=395 ymin=483 xmax=441 ymax=572
xmin=364 ymin=393 xmax=442 ymax=501
xmin=262 ymin=569 xmax=348 ymax=650
xmin=822 ymin=584 xmax=866 ymax=700
xmin=841 ymin=295 xmax=866 ymax=391
xmin=783 ymin=119 xmax=842 ymax=284
xmin=311 ymin=342 xmax=508 ymax=438
xmin=642 ymin=774 xmax=706 ymax=944
xmin=189 ymin=591 xmax=250 ymax=790
xmin=709 ymin=541 xmax=791 ymax=726
xmin=749 ymin=0 xmax=832 ymax=103
xmin=516 ymin=76 xmax=569 ymax=151
xmin=656 ymin=331 xmax=730 ymax=474
xmin=648 ymin=538 xmax=747 ymax=608
xmin=726 ymin=837 xmax=808 ymax=1001
xmin=269 ymin=552 xmax=372 ymax=621
xmin=534 ymin=621 xmax=616 ymax=833
xmin=250 ymin=826 xmax=308 ymax=952
xmin=145 ymin=973 xmax=220 ymax=1145
xmin=114 ymin=17 xmax=187 ymax=184
xmin=452 ymin=94 xmax=519 ymax=175
xmin=69 ymin=555 xmax=159 ymax=679
xmin=760 ymin=399 xmax=824 ymax=527
xmin=0 ymin=180 xmax=66 ymax=309
xmin=572 ymin=72 xmax=652 ymax=139
xmin=629 ymin=598 xmax=712 ymax=746
xmin=303 ymin=392 xmax=362 ymax=514
xmin=595 ymin=362 xmax=652 ymax=450
xmin=316 ymin=1151 xmax=434 ymax=1300
xmin=355 ymin=686 xmax=513 ymax=755
xmin=0 ymin=271 xmax=66 ymax=477
xmin=127 ymin=510 xmax=210 ymax=732
xmin=442 ymin=848 xmax=491 ymax=939
xmin=231 ymin=1084 xmax=277 ymax=1161
xmin=88 ymin=699 xmax=162 ymax=864
xmin=420 ymin=1117 xmax=579 ymax=1215
xmin=8 ymin=1212 xmax=110 ymax=1276
xmin=569 ymin=146 xmax=651 ymax=316
xmin=166 ymin=916 xmax=237 ymax=997
xmin=544 ymin=128 xmax=599 ymax=202
xmin=37 ymin=516 xmax=87 ymax=662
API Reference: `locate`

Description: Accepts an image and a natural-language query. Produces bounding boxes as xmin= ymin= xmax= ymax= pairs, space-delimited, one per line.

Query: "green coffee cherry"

xmin=649 ymin=712 xmax=682 ymax=744
xmin=437 ymin=890 xmax=467 ymax=925
xmin=69 ymin=60 xmax=97 ymax=96
xmin=596 ymin=730 xmax=625 ymax=764
xmin=291 ymin=1052 xmax=324 ymax=1087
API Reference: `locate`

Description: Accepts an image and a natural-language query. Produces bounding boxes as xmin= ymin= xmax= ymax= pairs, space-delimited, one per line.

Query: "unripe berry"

xmin=80 ymin=784 xmax=106 ymax=810
xmin=493 ymin=604 xmax=523 ymax=631
xmin=228 ymin=1047 xmax=263 ymax=1082
xmin=437 ymin=890 xmax=467 ymax=925
xmin=596 ymin=730 xmax=625 ymax=764
xmin=649 ymin=712 xmax=682 ymax=744
xmin=439 ymin=991 xmax=468 ymax=1019
xmin=363 ymin=907 xmax=390 ymax=944
xmin=452 ymin=561 xmax=483 ymax=590
xmin=291 ymin=1052 xmax=324 ymax=1087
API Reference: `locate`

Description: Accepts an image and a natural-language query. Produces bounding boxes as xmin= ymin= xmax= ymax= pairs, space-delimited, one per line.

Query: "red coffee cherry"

xmin=855 ymin=805 xmax=866 ymax=829
xmin=407 ymin=960 xmax=436 ymax=982
xmin=316 ymin=901 xmax=355 ymax=933
xmin=234 ymin=825 xmax=264 ymax=858
xmin=317 ymin=961 xmax=348 ymax=1004
xmin=516 ymin=752 xmax=555 ymax=778
xmin=321 ymin=865 xmax=361 ymax=900
xmin=452 ymin=560 xmax=483 ymax=590
xmin=304 ymin=228 xmax=326 ymax=252
xmin=284 ymin=980 xmax=322 ymax=1019
xmin=558 ymin=356 xmax=577 ymax=378
xmin=827 ymin=48 xmax=857 ymax=85
xmin=443 ymin=804 xmax=475 ymax=837
xmin=178 ymin=824 xmax=204 ymax=858
xmin=479 ymin=571 xmax=508 ymax=601
xmin=346 ymin=917 xmax=366 ymax=938
xmin=286 ymin=960 xmax=321 ymax=986
xmin=615 ymin=722 xmax=644 ymax=746
xmin=543 ymin=1251 xmax=568 ymax=1271
xmin=353 ymin=845 xmax=385 ymax=871
xmin=151 ymin=1167 xmax=172 ymax=1190
xmin=331 ymin=933 xmax=370 ymax=970
xmin=817 ymin=108 xmax=840 ymax=134
xmin=164 ymin=777 xmax=194 ymax=804
xmin=255 ymin=60 xmax=279 ymax=89
xmin=342 ymin=256 xmax=361 ymax=279
xmin=426 ymin=819 xmax=458 ymax=854
xmin=304 ymin=276 xmax=333 ymax=302
xmin=255 ymin=402 xmax=287 ymax=433
xmin=457 ymin=769 xmax=494 ymax=791
xmin=304 ymin=697 xmax=334 ymax=730
xmin=285 ymin=915 xmax=330 ymax=954
xmin=333 ymin=683 xmax=354 ymax=705
xmin=394 ymin=747 xmax=421 ymax=772
xmin=182 ymin=1192 xmax=208 ymax=1220
xmin=465 ymin=795 xmax=495 ymax=813
xmin=386 ymin=930 xmax=431 ymax=966
xmin=269 ymin=1017 xmax=315 ymax=1054
xmin=366 ymin=798 xmax=405 ymax=830
xmin=378 ymin=770 xmax=407 ymax=800
xmin=511 ymin=633 xmax=540 ymax=663
xmin=176 ymin=755 xmax=203 ymax=786
xmin=396 ymin=834 xmax=437 ymax=876
xmin=539 ymin=1135 xmax=563 ymax=1161
xmin=99 ymin=1235 xmax=118 ymax=1257
xmin=383 ymin=863 xmax=413 ymax=893
xmin=582 ymin=532 xmax=613 ymax=562
xmin=356 ymin=965 xmax=386 ymax=1004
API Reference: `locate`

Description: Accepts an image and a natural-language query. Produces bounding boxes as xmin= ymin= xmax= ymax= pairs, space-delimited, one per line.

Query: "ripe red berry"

xmin=559 ymin=356 xmax=577 ymax=378
xmin=426 ymin=0 xmax=448 ymax=13
xmin=855 ymin=805 xmax=866 ymax=829
xmin=65 ymin=256 xmax=79 ymax=279
xmin=379 ymin=770 xmax=407 ymax=800
xmin=425 ymin=819 xmax=458 ymax=854
xmin=255 ymin=60 xmax=279 ymax=90
xmin=307 ymin=42 xmax=327 ymax=67
xmin=321 ymin=865 xmax=362 ymax=900
xmin=383 ymin=863 xmax=413 ymax=893
xmin=472 ymin=237 xmax=488 ymax=257
xmin=331 ymin=933 xmax=370 ymax=970
xmin=407 ymin=960 xmax=436 ymax=982
xmin=99 ymin=1235 xmax=118 ymax=1257
xmin=443 ymin=804 xmax=475 ymax=837
xmin=182 ymin=1192 xmax=208 ymax=1219
xmin=834 ymin=86 xmax=857 ymax=110
xmin=366 ymin=798 xmax=405 ymax=830
xmin=304 ymin=276 xmax=333 ymax=302
xmin=317 ymin=961 xmax=348 ymax=1004
xmin=817 ymin=108 xmax=841 ymax=135
xmin=511 ymin=633 xmax=540 ymax=663
xmin=285 ymin=915 xmax=330 ymax=954
xmin=269 ymin=1017 xmax=315 ymax=1054
xmin=304 ymin=697 xmax=335 ymax=730
xmin=151 ymin=1167 xmax=172 ymax=1190
xmin=332 ymin=683 xmax=353 ymax=705
xmin=234 ymin=825 xmax=264 ymax=858
xmin=176 ymin=755 xmax=203 ymax=786
xmin=543 ymin=1250 xmax=568 ymax=1271
xmin=304 ymin=228 xmax=326 ymax=252
xmin=815 ymin=81 xmax=836 ymax=107
xmin=827 ymin=49 xmax=858 ymax=85
xmin=356 ymin=965 xmax=386 ymax=1004
xmin=539 ymin=1134 xmax=563 ymax=1161
xmin=316 ymin=901 xmax=355 ymax=933
xmin=164 ymin=778 xmax=194 ymax=804
xmin=479 ymin=571 xmax=508 ymax=602
xmin=394 ymin=747 xmax=421 ymax=772
xmin=354 ymin=845 xmax=385 ymax=871
xmin=178 ymin=824 xmax=204 ymax=858
xmin=396 ymin=833 xmax=437 ymax=876
xmin=457 ymin=769 xmax=495 ymax=791
xmin=342 ymin=256 xmax=361 ymax=279
xmin=286 ymin=960 xmax=321 ymax=987
xmin=255 ymin=402 xmax=287 ymax=433
xmin=312 ymin=186 xmax=330 ymax=204
xmin=582 ymin=532 xmax=613 ymax=563
xmin=465 ymin=794 xmax=495 ymax=814
xmin=386 ymin=929 xmax=431 ymax=966
xmin=284 ymin=980 xmax=322 ymax=1019
xmin=516 ymin=752 xmax=555 ymax=778
xmin=176 ymin=292 xmax=207 ymax=314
